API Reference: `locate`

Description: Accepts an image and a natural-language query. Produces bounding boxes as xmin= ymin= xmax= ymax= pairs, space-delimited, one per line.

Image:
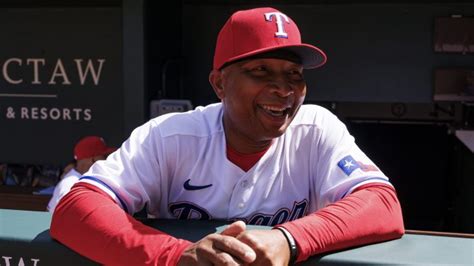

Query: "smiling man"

xmin=210 ymin=55 xmax=306 ymax=153
xmin=50 ymin=7 xmax=404 ymax=266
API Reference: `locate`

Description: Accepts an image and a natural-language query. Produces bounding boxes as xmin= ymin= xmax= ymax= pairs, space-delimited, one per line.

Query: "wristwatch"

xmin=275 ymin=227 xmax=298 ymax=265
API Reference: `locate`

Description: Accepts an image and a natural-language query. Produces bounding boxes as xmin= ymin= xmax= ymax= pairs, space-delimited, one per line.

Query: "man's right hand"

xmin=177 ymin=221 xmax=256 ymax=265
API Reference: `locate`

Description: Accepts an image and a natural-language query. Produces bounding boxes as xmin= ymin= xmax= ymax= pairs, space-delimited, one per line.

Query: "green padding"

xmin=0 ymin=209 xmax=51 ymax=241
xmin=1 ymin=209 xmax=473 ymax=265
xmin=300 ymin=234 xmax=474 ymax=266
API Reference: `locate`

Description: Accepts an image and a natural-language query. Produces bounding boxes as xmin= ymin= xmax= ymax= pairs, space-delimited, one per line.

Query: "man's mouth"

xmin=260 ymin=104 xmax=291 ymax=117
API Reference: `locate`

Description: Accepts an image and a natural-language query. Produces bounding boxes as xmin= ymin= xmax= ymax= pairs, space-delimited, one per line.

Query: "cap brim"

xmin=223 ymin=43 xmax=327 ymax=69
xmin=285 ymin=44 xmax=327 ymax=69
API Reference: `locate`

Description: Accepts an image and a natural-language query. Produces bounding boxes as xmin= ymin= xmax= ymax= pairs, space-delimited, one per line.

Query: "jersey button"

xmin=238 ymin=203 xmax=245 ymax=209
xmin=241 ymin=180 xmax=248 ymax=188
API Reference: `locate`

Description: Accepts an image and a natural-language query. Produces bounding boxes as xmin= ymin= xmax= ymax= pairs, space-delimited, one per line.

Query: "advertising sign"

xmin=0 ymin=8 xmax=123 ymax=164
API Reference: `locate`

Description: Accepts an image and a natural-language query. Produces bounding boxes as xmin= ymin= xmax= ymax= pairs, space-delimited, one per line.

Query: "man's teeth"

xmin=262 ymin=105 xmax=287 ymax=112
xmin=261 ymin=105 xmax=289 ymax=116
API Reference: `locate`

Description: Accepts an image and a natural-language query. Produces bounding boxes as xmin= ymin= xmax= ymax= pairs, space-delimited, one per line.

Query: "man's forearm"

xmin=50 ymin=183 xmax=192 ymax=266
xmin=281 ymin=184 xmax=404 ymax=262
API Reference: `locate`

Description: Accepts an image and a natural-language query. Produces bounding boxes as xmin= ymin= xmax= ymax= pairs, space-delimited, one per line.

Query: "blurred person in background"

xmin=47 ymin=136 xmax=115 ymax=213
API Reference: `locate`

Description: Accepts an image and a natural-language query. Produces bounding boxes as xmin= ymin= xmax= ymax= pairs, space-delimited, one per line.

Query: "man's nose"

xmin=268 ymin=75 xmax=294 ymax=97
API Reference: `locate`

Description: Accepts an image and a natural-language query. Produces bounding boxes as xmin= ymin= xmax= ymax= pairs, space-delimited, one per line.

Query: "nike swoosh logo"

xmin=183 ymin=179 xmax=213 ymax=191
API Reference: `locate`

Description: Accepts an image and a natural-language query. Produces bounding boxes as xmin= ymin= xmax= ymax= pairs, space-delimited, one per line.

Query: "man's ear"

xmin=209 ymin=69 xmax=225 ymax=100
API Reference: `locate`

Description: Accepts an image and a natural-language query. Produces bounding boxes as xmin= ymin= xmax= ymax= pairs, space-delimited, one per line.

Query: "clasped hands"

xmin=177 ymin=221 xmax=291 ymax=266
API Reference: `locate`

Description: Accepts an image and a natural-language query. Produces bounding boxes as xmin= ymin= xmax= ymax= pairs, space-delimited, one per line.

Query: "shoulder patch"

xmin=337 ymin=155 xmax=360 ymax=176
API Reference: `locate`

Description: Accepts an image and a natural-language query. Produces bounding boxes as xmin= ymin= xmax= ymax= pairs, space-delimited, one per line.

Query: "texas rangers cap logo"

xmin=264 ymin=12 xmax=290 ymax=38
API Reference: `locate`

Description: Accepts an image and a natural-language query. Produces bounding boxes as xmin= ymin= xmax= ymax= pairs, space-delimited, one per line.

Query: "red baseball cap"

xmin=213 ymin=7 xmax=327 ymax=70
xmin=73 ymin=136 xmax=116 ymax=160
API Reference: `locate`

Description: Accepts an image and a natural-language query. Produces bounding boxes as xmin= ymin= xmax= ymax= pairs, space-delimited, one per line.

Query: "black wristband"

xmin=275 ymin=227 xmax=298 ymax=265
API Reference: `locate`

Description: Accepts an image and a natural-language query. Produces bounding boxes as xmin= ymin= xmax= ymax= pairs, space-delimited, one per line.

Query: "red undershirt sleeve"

xmin=50 ymin=182 xmax=192 ymax=266
xmin=279 ymin=183 xmax=405 ymax=263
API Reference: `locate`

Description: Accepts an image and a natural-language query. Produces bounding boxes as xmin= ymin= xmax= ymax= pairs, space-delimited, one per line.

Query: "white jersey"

xmin=80 ymin=103 xmax=391 ymax=226
xmin=48 ymin=168 xmax=81 ymax=213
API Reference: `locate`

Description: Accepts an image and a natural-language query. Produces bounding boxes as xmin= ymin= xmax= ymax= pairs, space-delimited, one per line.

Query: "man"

xmin=47 ymin=136 xmax=116 ymax=213
xmin=51 ymin=7 xmax=404 ymax=265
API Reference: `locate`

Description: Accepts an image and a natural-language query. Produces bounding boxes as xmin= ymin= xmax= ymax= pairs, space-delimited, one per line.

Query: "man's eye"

xmin=245 ymin=66 xmax=269 ymax=76
xmin=252 ymin=66 xmax=267 ymax=72
xmin=288 ymin=70 xmax=304 ymax=80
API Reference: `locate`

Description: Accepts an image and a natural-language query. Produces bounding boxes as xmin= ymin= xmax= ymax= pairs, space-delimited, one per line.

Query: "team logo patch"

xmin=337 ymin=155 xmax=360 ymax=176
xmin=183 ymin=179 xmax=213 ymax=191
